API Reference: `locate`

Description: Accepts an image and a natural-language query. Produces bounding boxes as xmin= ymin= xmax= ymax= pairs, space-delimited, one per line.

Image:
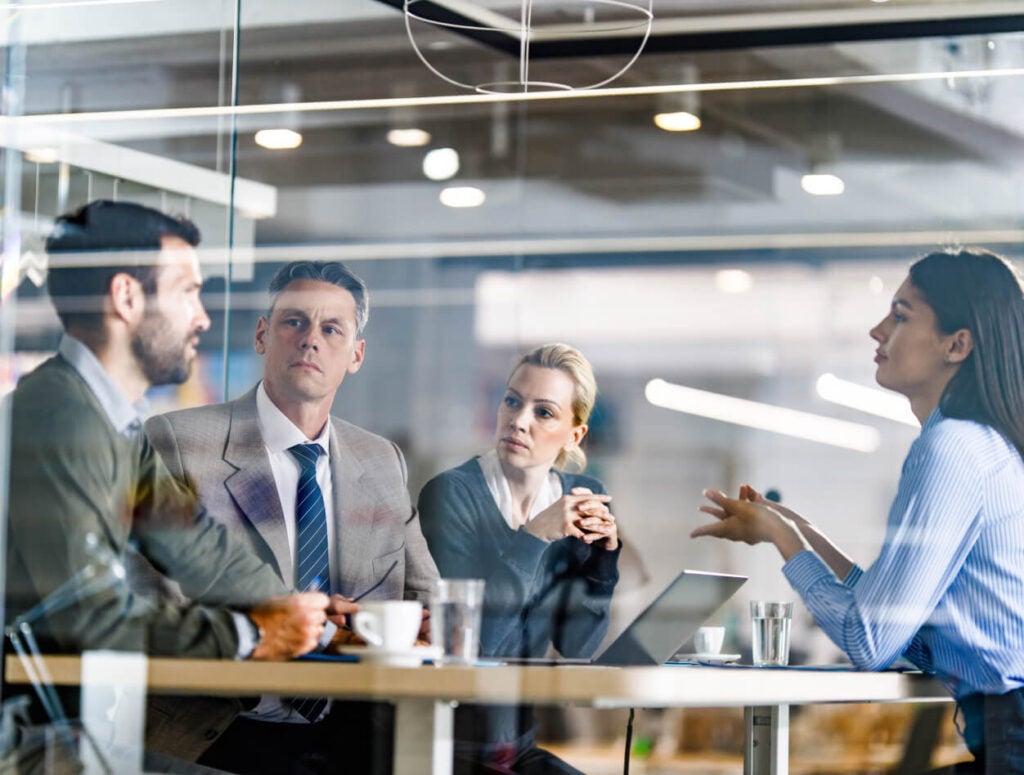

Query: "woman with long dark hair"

xmin=693 ymin=249 xmax=1024 ymax=771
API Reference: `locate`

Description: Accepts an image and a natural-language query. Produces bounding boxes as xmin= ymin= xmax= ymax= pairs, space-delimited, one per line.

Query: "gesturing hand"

xmin=692 ymin=489 xmax=810 ymax=561
xmin=249 ymin=592 xmax=329 ymax=661
xmin=691 ymin=489 xmax=788 ymax=546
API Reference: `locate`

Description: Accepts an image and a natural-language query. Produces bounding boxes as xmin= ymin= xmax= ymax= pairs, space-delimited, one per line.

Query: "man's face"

xmin=130 ymin=236 xmax=211 ymax=386
xmin=255 ymin=278 xmax=365 ymax=408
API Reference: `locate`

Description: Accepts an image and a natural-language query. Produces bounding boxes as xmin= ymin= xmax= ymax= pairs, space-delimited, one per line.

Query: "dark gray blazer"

xmin=5 ymin=356 xmax=290 ymax=762
xmin=145 ymin=387 xmax=438 ymax=605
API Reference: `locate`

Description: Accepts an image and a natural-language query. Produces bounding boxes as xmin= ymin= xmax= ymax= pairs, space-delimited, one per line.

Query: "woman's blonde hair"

xmin=508 ymin=343 xmax=597 ymax=472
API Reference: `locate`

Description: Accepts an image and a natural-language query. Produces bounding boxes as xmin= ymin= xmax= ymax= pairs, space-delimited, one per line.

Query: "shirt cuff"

xmin=782 ymin=550 xmax=834 ymax=596
xmin=318 ymin=620 xmax=338 ymax=650
xmin=843 ymin=564 xmax=865 ymax=588
xmin=231 ymin=611 xmax=258 ymax=660
xmin=583 ymin=541 xmax=621 ymax=583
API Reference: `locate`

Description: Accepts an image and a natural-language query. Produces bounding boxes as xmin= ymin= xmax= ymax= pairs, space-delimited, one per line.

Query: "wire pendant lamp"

xmin=405 ymin=0 xmax=653 ymax=93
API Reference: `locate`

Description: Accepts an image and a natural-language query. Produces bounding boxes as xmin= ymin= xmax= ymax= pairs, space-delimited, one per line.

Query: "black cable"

xmin=623 ymin=707 xmax=635 ymax=775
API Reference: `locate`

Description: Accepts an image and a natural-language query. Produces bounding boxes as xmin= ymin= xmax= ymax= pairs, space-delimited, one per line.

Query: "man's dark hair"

xmin=45 ymin=199 xmax=200 ymax=336
xmin=267 ymin=261 xmax=369 ymax=334
xmin=910 ymin=248 xmax=1024 ymax=459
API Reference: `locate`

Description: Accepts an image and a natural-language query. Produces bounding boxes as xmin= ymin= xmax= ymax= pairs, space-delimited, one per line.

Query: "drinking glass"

xmin=750 ymin=601 xmax=793 ymax=666
xmin=430 ymin=579 xmax=485 ymax=665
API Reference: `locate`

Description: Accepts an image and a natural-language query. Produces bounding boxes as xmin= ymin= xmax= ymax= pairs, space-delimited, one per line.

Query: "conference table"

xmin=5 ymin=654 xmax=951 ymax=775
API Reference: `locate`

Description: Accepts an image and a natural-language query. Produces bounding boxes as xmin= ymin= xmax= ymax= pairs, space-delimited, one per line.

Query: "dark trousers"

xmin=196 ymin=702 xmax=393 ymax=775
xmin=944 ymin=688 xmax=1024 ymax=774
xmin=453 ymin=745 xmax=583 ymax=775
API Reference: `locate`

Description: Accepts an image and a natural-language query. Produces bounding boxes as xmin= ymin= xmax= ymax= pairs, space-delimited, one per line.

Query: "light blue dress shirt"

xmin=784 ymin=408 xmax=1024 ymax=698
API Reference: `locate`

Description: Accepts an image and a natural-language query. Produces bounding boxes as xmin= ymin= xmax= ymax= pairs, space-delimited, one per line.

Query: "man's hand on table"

xmin=417 ymin=607 xmax=431 ymax=646
xmin=322 ymin=598 xmax=433 ymax=651
xmin=249 ymin=592 xmax=329 ymax=660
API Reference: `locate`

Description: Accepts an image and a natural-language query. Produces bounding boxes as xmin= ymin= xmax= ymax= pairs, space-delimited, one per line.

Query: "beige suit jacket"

xmin=145 ymin=386 xmax=438 ymax=606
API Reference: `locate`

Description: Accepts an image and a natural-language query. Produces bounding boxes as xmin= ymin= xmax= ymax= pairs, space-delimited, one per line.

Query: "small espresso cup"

xmin=352 ymin=600 xmax=422 ymax=652
xmin=693 ymin=626 xmax=726 ymax=655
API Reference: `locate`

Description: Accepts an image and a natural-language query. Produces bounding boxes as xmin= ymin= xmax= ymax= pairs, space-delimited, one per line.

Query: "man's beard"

xmin=131 ymin=307 xmax=195 ymax=386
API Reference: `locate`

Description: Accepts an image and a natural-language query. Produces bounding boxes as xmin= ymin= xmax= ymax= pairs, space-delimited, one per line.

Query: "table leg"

xmin=744 ymin=704 xmax=789 ymax=775
xmin=394 ymin=698 xmax=454 ymax=775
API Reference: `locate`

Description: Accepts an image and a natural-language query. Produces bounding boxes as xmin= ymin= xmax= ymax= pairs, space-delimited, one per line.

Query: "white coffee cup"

xmin=352 ymin=600 xmax=422 ymax=652
xmin=693 ymin=625 xmax=726 ymax=655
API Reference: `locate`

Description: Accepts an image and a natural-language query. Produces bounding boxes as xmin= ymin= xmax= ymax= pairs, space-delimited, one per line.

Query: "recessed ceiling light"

xmin=653 ymin=111 xmax=701 ymax=132
xmin=423 ymin=147 xmax=460 ymax=180
xmin=254 ymin=128 xmax=303 ymax=150
xmin=439 ymin=186 xmax=485 ymax=208
xmin=387 ymin=128 xmax=432 ymax=147
xmin=24 ymin=147 xmax=59 ymax=164
xmin=801 ymin=173 xmax=845 ymax=196
xmin=715 ymin=269 xmax=753 ymax=294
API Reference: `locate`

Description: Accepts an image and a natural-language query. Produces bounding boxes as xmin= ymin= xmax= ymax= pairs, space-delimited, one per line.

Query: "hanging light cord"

xmin=623 ymin=707 xmax=635 ymax=775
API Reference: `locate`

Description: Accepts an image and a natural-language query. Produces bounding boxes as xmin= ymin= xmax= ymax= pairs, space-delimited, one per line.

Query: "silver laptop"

xmin=502 ymin=569 xmax=747 ymax=666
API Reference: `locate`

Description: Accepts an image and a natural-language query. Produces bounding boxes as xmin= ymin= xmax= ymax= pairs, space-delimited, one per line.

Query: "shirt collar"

xmin=255 ymin=381 xmax=331 ymax=455
xmin=58 ymin=334 xmax=148 ymax=436
xmin=922 ymin=405 xmax=945 ymax=433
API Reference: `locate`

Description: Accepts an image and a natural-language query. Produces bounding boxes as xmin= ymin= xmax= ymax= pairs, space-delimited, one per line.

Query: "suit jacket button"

xmin=203 ymin=729 xmax=219 ymax=741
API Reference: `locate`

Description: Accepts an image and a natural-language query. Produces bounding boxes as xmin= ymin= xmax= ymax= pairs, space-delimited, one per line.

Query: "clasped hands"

xmin=523 ymin=487 xmax=619 ymax=550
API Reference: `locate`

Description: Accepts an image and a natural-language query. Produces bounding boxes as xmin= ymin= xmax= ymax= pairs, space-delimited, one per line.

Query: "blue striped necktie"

xmin=287 ymin=443 xmax=330 ymax=722
xmin=289 ymin=443 xmax=331 ymax=595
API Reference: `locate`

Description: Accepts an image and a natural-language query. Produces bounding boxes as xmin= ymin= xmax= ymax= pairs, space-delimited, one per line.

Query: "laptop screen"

xmin=594 ymin=569 xmax=747 ymax=666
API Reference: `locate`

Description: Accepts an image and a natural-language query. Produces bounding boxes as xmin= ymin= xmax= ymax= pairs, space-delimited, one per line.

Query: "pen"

xmin=350 ymin=560 xmax=399 ymax=603
xmin=341 ymin=560 xmax=399 ymax=629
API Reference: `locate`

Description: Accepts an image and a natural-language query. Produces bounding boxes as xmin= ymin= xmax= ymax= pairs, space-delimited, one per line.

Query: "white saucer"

xmin=336 ymin=645 xmax=442 ymax=667
xmin=674 ymin=653 xmax=741 ymax=664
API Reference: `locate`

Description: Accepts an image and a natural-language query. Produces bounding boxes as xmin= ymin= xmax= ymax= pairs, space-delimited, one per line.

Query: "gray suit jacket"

xmin=145 ymin=387 xmax=438 ymax=605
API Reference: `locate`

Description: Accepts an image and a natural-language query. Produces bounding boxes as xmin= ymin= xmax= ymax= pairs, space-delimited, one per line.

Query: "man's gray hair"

xmin=267 ymin=260 xmax=369 ymax=334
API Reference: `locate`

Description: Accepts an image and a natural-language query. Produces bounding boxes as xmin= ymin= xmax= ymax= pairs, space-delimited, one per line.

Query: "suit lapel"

xmin=329 ymin=419 xmax=371 ymax=596
xmin=223 ymin=389 xmax=294 ymax=584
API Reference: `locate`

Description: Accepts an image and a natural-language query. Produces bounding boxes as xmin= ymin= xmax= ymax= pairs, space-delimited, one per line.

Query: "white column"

xmin=80 ymin=650 xmax=148 ymax=775
xmin=744 ymin=704 xmax=790 ymax=775
xmin=394 ymin=698 xmax=454 ymax=775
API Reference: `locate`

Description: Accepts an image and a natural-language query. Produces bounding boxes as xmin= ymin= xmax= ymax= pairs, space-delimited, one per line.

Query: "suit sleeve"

xmin=389 ymin=441 xmax=440 ymax=603
xmin=138 ymin=416 xmax=290 ymax=607
xmin=418 ymin=473 xmax=553 ymax=656
xmin=6 ymin=401 xmax=242 ymax=657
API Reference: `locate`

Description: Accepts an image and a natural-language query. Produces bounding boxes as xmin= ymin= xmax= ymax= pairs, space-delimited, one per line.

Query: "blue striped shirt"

xmin=783 ymin=409 xmax=1024 ymax=698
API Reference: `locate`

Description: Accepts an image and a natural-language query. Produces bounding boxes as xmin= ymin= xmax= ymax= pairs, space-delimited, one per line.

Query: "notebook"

xmin=500 ymin=569 xmax=747 ymax=667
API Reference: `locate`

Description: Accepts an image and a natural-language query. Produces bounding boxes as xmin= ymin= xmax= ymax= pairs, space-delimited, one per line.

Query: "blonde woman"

xmin=419 ymin=343 xmax=620 ymax=775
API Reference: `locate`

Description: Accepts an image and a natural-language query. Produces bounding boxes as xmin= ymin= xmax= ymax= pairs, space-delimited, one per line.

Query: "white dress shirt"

xmin=246 ymin=381 xmax=337 ymax=723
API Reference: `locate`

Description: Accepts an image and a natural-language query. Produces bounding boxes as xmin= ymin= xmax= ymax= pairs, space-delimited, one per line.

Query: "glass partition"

xmin=3 ymin=0 xmax=1022 ymax=768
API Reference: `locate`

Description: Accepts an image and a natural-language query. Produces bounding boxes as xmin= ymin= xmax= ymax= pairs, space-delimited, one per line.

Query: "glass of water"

xmin=430 ymin=579 xmax=485 ymax=665
xmin=750 ymin=601 xmax=793 ymax=666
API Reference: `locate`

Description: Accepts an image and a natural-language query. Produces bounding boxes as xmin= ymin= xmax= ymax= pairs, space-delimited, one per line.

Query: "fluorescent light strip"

xmin=10 ymin=67 xmax=1024 ymax=125
xmin=0 ymin=0 xmax=159 ymax=8
xmin=816 ymin=373 xmax=918 ymax=427
xmin=185 ymin=228 xmax=1024 ymax=264
xmin=645 ymin=378 xmax=880 ymax=452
